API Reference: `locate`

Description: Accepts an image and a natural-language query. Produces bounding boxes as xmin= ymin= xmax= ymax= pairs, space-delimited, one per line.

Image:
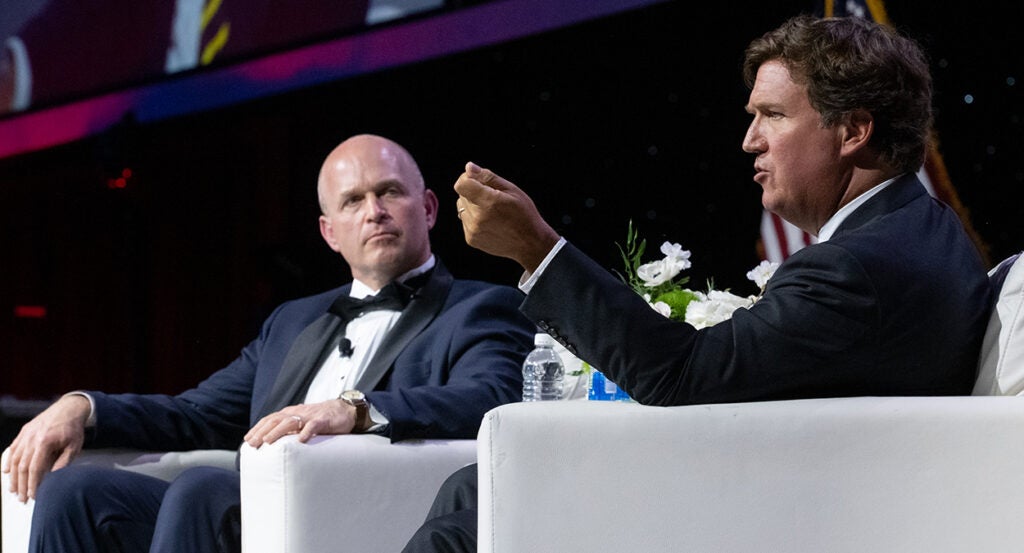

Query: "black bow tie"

xmin=328 ymin=278 xmax=422 ymax=322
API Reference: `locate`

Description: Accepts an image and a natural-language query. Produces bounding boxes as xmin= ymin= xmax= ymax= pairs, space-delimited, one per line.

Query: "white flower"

xmin=746 ymin=260 xmax=780 ymax=291
xmin=637 ymin=258 xmax=681 ymax=287
xmin=641 ymin=293 xmax=673 ymax=317
xmin=650 ymin=301 xmax=672 ymax=318
xmin=659 ymin=242 xmax=692 ymax=269
xmin=621 ymin=225 xmax=773 ymax=329
xmin=684 ymin=290 xmax=754 ymax=329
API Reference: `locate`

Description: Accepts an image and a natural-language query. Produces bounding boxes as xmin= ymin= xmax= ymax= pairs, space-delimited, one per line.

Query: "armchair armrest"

xmin=478 ymin=398 xmax=1024 ymax=553
xmin=1 ymin=447 xmax=236 ymax=553
xmin=239 ymin=434 xmax=476 ymax=553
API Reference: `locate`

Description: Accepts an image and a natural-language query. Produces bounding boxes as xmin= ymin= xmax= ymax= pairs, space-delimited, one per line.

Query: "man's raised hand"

xmin=454 ymin=162 xmax=559 ymax=272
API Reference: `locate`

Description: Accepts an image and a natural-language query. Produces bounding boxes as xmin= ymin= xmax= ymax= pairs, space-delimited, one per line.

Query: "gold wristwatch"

xmin=340 ymin=389 xmax=370 ymax=432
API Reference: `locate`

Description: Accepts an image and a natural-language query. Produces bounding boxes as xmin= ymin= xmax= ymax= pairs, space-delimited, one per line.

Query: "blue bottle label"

xmin=588 ymin=370 xmax=631 ymax=401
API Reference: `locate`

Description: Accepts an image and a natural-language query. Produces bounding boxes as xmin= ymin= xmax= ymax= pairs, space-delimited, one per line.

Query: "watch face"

xmin=342 ymin=390 xmax=365 ymax=402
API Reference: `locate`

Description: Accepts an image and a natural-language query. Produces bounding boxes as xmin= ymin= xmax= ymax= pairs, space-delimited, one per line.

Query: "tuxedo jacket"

xmin=524 ymin=175 xmax=994 ymax=405
xmin=86 ymin=260 xmax=535 ymax=448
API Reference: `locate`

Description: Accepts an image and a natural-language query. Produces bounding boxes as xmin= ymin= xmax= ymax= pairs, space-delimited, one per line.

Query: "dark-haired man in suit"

xmin=405 ymin=15 xmax=993 ymax=552
xmin=4 ymin=134 xmax=534 ymax=553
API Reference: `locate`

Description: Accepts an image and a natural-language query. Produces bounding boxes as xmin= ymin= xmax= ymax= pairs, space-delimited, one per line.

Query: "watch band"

xmin=340 ymin=389 xmax=370 ymax=432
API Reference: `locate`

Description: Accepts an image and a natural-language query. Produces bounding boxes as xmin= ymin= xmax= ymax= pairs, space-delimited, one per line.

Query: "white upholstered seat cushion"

xmin=973 ymin=253 xmax=1024 ymax=395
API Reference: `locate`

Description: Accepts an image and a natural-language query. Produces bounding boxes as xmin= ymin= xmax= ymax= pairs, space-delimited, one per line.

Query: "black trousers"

xmin=401 ymin=463 xmax=480 ymax=553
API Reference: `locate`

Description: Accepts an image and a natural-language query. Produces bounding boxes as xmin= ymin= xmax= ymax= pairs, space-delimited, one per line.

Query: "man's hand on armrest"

xmin=2 ymin=394 xmax=90 ymax=502
xmin=244 ymin=398 xmax=364 ymax=448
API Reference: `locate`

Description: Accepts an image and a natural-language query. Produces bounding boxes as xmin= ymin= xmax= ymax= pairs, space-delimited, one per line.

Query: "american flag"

xmin=758 ymin=0 xmax=988 ymax=264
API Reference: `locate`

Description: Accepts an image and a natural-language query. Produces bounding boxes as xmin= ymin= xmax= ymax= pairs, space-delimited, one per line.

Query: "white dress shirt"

xmin=303 ymin=255 xmax=436 ymax=425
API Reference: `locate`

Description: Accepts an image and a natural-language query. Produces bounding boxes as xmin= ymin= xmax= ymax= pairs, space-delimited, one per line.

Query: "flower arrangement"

xmin=616 ymin=221 xmax=779 ymax=328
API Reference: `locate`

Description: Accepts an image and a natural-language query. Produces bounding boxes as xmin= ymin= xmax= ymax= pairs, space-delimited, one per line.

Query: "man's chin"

xmin=760 ymin=190 xmax=785 ymax=215
xmin=369 ymin=251 xmax=416 ymax=274
xmin=762 ymin=201 xmax=796 ymax=229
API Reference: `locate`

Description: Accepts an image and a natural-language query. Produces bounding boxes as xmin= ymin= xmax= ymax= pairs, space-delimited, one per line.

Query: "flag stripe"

xmin=760 ymin=212 xmax=784 ymax=263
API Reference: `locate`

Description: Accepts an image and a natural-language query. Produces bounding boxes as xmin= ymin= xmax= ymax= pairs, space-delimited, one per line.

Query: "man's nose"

xmin=742 ymin=120 xmax=765 ymax=154
xmin=365 ymin=196 xmax=388 ymax=220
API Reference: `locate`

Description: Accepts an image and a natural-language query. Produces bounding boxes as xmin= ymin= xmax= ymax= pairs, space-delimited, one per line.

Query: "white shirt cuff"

xmin=63 ymin=391 xmax=97 ymax=428
xmin=518 ymin=237 xmax=567 ymax=294
xmin=367 ymin=403 xmax=387 ymax=428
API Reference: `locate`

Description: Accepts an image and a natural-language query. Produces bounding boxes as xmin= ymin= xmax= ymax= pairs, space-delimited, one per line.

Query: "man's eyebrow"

xmin=372 ymin=178 xmax=415 ymax=195
xmin=745 ymin=101 xmax=782 ymax=114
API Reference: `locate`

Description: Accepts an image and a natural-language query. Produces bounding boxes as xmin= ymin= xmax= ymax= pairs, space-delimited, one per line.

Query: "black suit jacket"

xmin=86 ymin=260 xmax=535 ymax=448
xmin=523 ymin=175 xmax=993 ymax=405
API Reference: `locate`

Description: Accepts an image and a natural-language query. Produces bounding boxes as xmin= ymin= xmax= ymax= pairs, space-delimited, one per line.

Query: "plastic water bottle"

xmin=522 ymin=333 xmax=564 ymax=401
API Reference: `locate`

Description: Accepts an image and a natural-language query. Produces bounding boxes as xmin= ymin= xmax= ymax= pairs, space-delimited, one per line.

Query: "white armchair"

xmin=239 ymin=434 xmax=476 ymax=552
xmin=478 ymin=253 xmax=1024 ymax=553
xmin=479 ymin=397 xmax=1024 ymax=553
xmin=2 ymin=434 xmax=475 ymax=553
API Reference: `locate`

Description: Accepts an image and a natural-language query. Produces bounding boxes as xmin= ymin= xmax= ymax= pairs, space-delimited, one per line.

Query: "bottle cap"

xmin=534 ymin=332 xmax=555 ymax=347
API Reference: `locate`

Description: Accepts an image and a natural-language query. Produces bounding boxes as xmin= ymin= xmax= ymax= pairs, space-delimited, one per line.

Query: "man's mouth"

xmin=366 ymin=231 xmax=399 ymax=244
xmin=753 ymin=165 xmax=769 ymax=183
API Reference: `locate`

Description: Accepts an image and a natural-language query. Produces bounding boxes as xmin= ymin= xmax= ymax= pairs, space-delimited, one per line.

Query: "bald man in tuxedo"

xmin=4 ymin=134 xmax=534 ymax=553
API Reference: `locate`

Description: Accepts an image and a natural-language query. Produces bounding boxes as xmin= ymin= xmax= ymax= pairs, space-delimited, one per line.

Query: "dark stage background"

xmin=1 ymin=1 xmax=1022 ymax=439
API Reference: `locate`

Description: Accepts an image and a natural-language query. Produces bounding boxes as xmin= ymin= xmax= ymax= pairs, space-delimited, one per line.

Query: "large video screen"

xmin=0 ymin=0 xmax=667 ymax=159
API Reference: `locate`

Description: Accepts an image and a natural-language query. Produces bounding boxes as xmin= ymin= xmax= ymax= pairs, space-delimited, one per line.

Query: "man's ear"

xmin=423 ymin=189 xmax=439 ymax=230
xmin=839 ymin=109 xmax=874 ymax=157
xmin=319 ymin=215 xmax=341 ymax=253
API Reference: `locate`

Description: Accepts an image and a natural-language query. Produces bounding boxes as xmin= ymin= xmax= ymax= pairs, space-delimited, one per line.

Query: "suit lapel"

xmin=353 ymin=261 xmax=454 ymax=391
xmin=833 ymin=173 xmax=925 ymax=238
xmin=257 ymin=301 xmax=345 ymax=419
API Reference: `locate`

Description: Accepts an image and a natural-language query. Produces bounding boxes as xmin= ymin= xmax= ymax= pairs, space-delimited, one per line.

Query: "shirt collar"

xmin=350 ymin=255 xmax=436 ymax=299
xmin=817 ymin=174 xmax=902 ymax=242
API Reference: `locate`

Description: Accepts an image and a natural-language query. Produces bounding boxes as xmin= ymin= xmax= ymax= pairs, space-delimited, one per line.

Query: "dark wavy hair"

xmin=743 ymin=15 xmax=932 ymax=173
